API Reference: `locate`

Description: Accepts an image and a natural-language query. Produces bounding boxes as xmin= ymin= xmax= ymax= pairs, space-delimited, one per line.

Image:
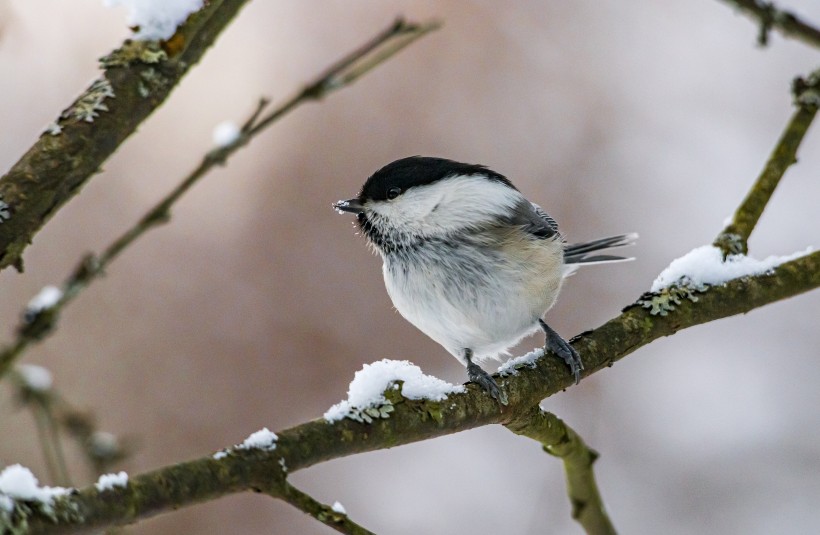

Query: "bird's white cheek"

xmin=369 ymin=199 xmax=434 ymax=233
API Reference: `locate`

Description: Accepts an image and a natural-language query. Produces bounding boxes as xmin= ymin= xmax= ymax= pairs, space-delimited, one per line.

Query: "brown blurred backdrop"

xmin=1 ymin=1 xmax=819 ymax=533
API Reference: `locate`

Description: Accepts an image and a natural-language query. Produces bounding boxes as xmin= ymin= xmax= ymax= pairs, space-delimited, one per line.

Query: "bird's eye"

xmin=387 ymin=187 xmax=401 ymax=200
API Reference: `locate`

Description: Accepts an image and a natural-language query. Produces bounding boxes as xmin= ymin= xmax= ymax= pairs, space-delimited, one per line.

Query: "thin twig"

xmin=41 ymin=401 xmax=72 ymax=487
xmin=506 ymin=407 xmax=616 ymax=535
xmin=10 ymin=369 xmax=71 ymax=486
xmin=714 ymin=67 xmax=820 ymax=255
xmin=9 ymin=368 xmax=127 ymax=483
xmin=277 ymin=482 xmax=377 ymax=535
xmin=246 ymin=18 xmax=441 ymax=137
xmin=719 ymin=0 xmax=820 ymax=49
xmin=32 ymin=403 xmax=64 ymax=486
xmin=0 ymin=18 xmax=441 ymax=380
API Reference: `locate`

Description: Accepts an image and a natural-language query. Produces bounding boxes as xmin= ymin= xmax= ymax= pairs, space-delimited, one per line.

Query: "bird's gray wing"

xmin=508 ymin=201 xmax=560 ymax=240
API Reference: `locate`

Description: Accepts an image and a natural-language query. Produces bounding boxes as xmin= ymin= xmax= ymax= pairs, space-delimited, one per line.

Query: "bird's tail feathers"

xmin=564 ymin=233 xmax=638 ymax=265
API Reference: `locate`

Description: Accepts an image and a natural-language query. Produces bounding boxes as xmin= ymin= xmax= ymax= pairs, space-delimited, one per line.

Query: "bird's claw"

xmin=541 ymin=320 xmax=584 ymax=384
xmin=467 ymin=362 xmax=508 ymax=405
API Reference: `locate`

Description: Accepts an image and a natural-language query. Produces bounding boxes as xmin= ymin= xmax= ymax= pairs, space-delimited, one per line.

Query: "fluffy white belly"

xmin=382 ymin=237 xmax=564 ymax=364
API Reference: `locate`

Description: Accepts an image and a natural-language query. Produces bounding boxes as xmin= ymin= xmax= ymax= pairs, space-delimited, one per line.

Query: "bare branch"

xmin=506 ymin=407 xmax=616 ymax=535
xmin=245 ymin=18 xmax=441 ymax=137
xmin=714 ymin=67 xmax=820 ymax=255
xmin=719 ymin=0 xmax=820 ymax=48
xmin=276 ymin=482 xmax=377 ymax=535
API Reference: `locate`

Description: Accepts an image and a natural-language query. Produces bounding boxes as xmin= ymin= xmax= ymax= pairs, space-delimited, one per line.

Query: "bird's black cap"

xmin=359 ymin=156 xmax=516 ymax=202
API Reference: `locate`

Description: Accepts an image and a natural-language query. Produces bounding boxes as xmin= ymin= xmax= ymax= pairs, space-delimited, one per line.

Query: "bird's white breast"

xmin=382 ymin=231 xmax=565 ymax=365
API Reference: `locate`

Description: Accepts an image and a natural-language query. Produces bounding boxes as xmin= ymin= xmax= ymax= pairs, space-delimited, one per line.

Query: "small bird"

xmin=334 ymin=156 xmax=636 ymax=404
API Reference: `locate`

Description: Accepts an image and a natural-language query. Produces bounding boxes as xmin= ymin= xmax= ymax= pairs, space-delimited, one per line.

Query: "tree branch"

xmin=0 ymin=0 xmax=254 ymax=272
xmin=0 ymin=18 xmax=441 ymax=380
xmin=276 ymin=482 xmax=376 ymax=535
xmin=506 ymin=407 xmax=616 ymax=535
xmin=18 ymin=249 xmax=818 ymax=533
xmin=719 ymin=0 xmax=820 ymax=48
xmin=714 ymin=68 xmax=820 ymax=255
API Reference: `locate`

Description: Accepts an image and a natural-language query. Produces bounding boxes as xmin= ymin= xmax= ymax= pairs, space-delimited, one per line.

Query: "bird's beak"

xmin=333 ymin=198 xmax=365 ymax=214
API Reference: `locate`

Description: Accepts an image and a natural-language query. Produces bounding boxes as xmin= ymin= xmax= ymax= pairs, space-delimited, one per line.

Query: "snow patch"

xmin=212 ymin=121 xmax=241 ymax=147
xmin=0 ymin=464 xmax=69 ymax=505
xmin=17 ymin=364 xmax=53 ymax=392
xmin=215 ymin=428 xmax=278 ymax=459
xmin=324 ymin=359 xmax=465 ymax=423
xmin=236 ymin=428 xmax=278 ymax=451
xmin=498 ymin=348 xmax=544 ymax=376
xmin=95 ymin=471 xmax=128 ymax=492
xmin=89 ymin=431 xmax=120 ymax=458
xmin=651 ymin=245 xmax=813 ymax=292
xmin=26 ymin=286 xmax=62 ymax=315
xmin=331 ymin=501 xmax=346 ymax=514
xmin=104 ymin=0 xmax=204 ymax=40
xmin=0 ymin=494 xmax=13 ymax=513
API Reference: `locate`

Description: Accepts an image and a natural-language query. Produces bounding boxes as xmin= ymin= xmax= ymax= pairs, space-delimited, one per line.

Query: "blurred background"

xmin=1 ymin=0 xmax=819 ymax=533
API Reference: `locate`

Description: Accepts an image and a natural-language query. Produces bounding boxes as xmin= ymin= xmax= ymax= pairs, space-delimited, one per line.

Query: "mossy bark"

xmin=0 ymin=0 xmax=251 ymax=272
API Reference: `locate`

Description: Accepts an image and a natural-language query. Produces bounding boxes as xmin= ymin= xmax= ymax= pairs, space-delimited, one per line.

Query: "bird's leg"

xmin=464 ymin=348 xmax=508 ymax=405
xmin=539 ymin=319 xmax=583 ymax=384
